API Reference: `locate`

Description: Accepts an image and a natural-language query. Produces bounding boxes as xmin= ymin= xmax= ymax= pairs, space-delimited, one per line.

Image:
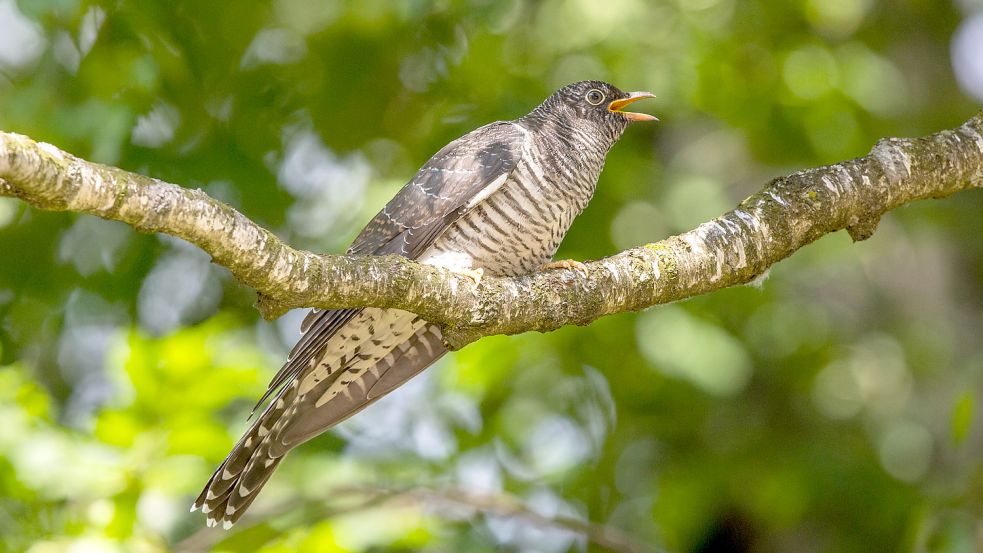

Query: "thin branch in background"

xmin=174 ymin=485 xmax=660 ymax=553
xmin=398 ymin=487 xmax=661 ymax=553
xmin=174 ymin=488 xmax=392 ymax=552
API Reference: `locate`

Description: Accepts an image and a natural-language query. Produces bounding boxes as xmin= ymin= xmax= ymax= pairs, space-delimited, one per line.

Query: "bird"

xmin=192 ymin=80 xmax=656 ymax=528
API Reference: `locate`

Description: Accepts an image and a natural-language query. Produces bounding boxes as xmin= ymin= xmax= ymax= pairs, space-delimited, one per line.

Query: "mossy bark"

xmin=2 ymin=113 xmax=982 ymax=349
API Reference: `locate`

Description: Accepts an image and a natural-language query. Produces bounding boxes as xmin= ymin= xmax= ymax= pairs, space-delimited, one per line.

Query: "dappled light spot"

xmin=0 ymin=197 xmax=18 ymax=228
xmin=240 ymin=28 xmax=307 ymax=69
xmin=0 ymin=0 xmax=45 ymax=71
xmin=273 ymin=0 xmax=340 ymax=36
xmin=878 ymin=420 xmax=933 ymax=482
xmin=523 ymin=415 xmax=591 ymax=475
xmin=636 ymin=306 xmax=752 ymax=396
xmin=455 ymin=447 xmax=503 ymax=494
xmin=782 ymin=45 xmax=840 ymax=100
xmin=138 ymin=244 xmax=223 ymax=335
xmin=131 ymin=102 xmax=181 ymax=148
xmin=952 ymin=12 xmax=983 ymax=102
xmin=838 ymin=43 xmax=908 ymax=116
xmin=813 ymin=334 xmax=912 ymax=421
xmin=276 ymin=123 xmax=372 ymax=241
xmin=805 ymin=0 xmax=874 ymax=38
xmin=813 ymin=360 xmax=865 ymax=419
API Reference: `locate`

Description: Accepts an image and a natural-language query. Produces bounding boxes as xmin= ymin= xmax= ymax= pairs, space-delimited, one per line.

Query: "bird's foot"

xmin=541 ymin=259 xmax=589 ymax=274
xmin=452 ymin=266 xmax=484 ymax=285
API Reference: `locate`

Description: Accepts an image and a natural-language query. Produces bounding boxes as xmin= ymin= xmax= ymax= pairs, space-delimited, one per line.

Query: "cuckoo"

xmin=193 ymin=80 xmax=656 ymax=527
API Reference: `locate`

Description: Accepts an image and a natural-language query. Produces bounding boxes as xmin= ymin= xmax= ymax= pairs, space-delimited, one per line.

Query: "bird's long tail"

xmin=191 ymin=376 xmax=301 ymax=528
xmin=192 ymin=311 xmax=448 ymax=529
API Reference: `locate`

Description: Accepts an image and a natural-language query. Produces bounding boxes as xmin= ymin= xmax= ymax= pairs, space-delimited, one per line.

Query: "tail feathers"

xmin=192 ymin=381 xmax=299 ymax=528
xmin=191 ymin=315 xmax=445 ymax=529
xmin=225 ymin=449 xmax=282 ymax=520
xmin=207 ymin=448 xmax=283 ymax=528
xmin=193 ymin=435 xmax=287 ymax=528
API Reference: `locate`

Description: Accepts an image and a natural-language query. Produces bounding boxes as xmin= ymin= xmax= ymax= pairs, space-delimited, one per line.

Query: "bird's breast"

xmin=422 ymin=144 xmax=603 ymax=277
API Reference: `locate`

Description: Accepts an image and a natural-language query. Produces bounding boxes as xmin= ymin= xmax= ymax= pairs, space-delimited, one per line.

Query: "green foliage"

xmin=0 ymin=320 xmax=268 ymax=552
xmin=1 ymin=1 xmax=982 ymax=552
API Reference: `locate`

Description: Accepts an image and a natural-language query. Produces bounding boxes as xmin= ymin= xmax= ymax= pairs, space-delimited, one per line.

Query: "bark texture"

xmin=2 ymin=113 xmax=982 ymax=349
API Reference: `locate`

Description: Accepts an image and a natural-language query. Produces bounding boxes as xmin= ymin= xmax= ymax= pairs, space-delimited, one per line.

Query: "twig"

xmin=174 ymin=485 xmax=659 ymax=553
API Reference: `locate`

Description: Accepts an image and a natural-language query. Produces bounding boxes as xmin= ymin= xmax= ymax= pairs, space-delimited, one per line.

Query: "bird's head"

xmin=523 ymin=80 xmax=657 ymax=143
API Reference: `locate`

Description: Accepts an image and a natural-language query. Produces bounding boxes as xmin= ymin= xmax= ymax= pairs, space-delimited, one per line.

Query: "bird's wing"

xmin=348 ymin=120 xmax=525 ymax=256
xmin=196 ymin=122 xmax=527 ymax=526
xmin=252 ymin=121 xmax=524 ymax=410
xmin=270 ymin=314 xmax=447 ymax=454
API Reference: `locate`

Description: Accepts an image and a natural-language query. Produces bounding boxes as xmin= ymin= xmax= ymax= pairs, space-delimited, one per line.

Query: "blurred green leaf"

xmin=950 ymin=390 xmax=974 ymax=447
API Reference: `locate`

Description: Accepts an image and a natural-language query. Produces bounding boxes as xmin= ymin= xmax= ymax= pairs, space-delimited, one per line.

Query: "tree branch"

xmin=2 ymin=114 xmax=982 ymax=348
xmin=175 ymin=485 xmax=657 ymax=553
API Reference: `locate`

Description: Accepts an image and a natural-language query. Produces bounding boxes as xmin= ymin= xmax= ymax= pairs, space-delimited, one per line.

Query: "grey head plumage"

xmin=519 ymin=80 xmax=657 ymax=149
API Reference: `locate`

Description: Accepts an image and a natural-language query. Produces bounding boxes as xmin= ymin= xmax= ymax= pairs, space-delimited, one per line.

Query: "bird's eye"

xmin=585 ymin=89 xmax=605 ymax=105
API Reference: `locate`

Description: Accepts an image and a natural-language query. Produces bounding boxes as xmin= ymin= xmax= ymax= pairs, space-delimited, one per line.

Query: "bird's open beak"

xmin=608 ymin=92 xmax=658 ymax=122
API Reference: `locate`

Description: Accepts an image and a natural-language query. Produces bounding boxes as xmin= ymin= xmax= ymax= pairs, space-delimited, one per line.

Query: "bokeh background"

xmin=1 ymin=1 xmax=983 ymax=552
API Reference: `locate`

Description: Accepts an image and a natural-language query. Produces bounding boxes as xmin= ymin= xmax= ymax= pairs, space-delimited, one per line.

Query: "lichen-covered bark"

xmin=2 ymin=114 xmax=982 ymax=349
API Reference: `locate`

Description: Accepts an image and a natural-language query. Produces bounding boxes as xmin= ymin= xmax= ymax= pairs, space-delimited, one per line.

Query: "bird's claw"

xmin=541 ymin=259 xmax=589 ymax=274
xmin=453 ymin=267 xmax=484 ymax=285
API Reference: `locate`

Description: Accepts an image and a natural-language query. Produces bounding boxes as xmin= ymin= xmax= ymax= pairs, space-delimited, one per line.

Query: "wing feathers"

xmin=195 ymin=312 xmax=447 ymax=527
xmin=367 ymin=324 xmax=444 ymax=399
xmin=198 ymin=120 xmax=524 ymax=527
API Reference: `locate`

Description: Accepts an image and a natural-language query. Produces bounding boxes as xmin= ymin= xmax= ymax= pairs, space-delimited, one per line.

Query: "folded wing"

xmin=194 ymin=121 xmax=525 ymax=527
